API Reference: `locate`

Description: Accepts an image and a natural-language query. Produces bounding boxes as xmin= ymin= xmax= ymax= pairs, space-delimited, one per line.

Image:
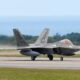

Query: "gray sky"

xmin=0 ymin=0 xmax=80 ymax=36
xmin=0 ymin=0 xmax=80 ymax=16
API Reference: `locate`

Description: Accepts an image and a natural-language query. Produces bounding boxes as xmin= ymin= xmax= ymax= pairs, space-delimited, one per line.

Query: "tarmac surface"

xmin=0 ymin=57 xmax=80 ymax=69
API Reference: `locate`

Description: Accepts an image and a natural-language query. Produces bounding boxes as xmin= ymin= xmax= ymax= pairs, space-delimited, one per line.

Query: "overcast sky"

xmin=0 ymin=0 xmax=80 ymax=36
xmin=0 ymin=0 xmax=80 ymax=16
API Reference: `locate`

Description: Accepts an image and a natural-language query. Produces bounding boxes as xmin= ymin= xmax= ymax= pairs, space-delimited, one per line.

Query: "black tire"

xmin=48 ymin=55 xmax=53 ymax=61
xmin=31 ymin=56 xmax=36 ymax=61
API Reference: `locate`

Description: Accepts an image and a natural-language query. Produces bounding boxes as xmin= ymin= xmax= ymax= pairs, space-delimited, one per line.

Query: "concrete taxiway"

xmin=0 ymin=57 xmax=80 ymax=69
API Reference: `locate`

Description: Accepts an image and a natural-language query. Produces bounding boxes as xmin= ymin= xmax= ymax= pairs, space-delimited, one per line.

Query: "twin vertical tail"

xmin=13 ymin=28 xmax=49 ymax=47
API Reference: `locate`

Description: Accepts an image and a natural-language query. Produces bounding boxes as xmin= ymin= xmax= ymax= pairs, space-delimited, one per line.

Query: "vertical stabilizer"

xmin=13 ymin=29 xmax=29 ymax=47
xmin=35 ymin=28 xmax=49 ymax=45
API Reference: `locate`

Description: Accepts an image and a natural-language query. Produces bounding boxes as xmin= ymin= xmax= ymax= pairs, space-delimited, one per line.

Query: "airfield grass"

xmin=0 ymin=68 xmax=80 ymax=80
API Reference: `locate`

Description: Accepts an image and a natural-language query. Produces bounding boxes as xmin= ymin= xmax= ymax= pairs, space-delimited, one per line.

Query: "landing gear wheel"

xmin=48 ymin=55 xmax=53 ymax=61
xmin=31 ymin=56 xmax=36 ymax=61
xmin=60 ymin=56 xmax=63 ymax=61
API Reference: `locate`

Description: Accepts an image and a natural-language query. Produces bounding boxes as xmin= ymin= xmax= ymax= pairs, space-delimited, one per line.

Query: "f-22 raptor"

xmin=13 ymin=28 xmax=80 ymax=61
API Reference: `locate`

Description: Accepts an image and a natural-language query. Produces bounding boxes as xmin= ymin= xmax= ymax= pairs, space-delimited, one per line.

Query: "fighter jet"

xmin=13 ymin=28 xmax=80 ymax=61
xmin=0 ymin=28 xmax=80 ymax=61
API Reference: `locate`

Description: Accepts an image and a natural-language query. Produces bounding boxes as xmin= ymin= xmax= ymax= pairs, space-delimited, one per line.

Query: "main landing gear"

xmin=47 ymin=55 xmax=53 ymax=61
xmin=31 ymin=56 xmax=37 ymax=61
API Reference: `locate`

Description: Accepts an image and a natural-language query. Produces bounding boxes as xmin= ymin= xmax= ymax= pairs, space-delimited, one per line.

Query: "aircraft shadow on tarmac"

xmin=4 ymin=59 xmax=76 ymax=62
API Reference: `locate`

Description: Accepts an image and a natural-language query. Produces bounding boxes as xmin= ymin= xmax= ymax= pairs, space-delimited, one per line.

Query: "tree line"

xmin=0 ymin=32 xmax=80 ymax=45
